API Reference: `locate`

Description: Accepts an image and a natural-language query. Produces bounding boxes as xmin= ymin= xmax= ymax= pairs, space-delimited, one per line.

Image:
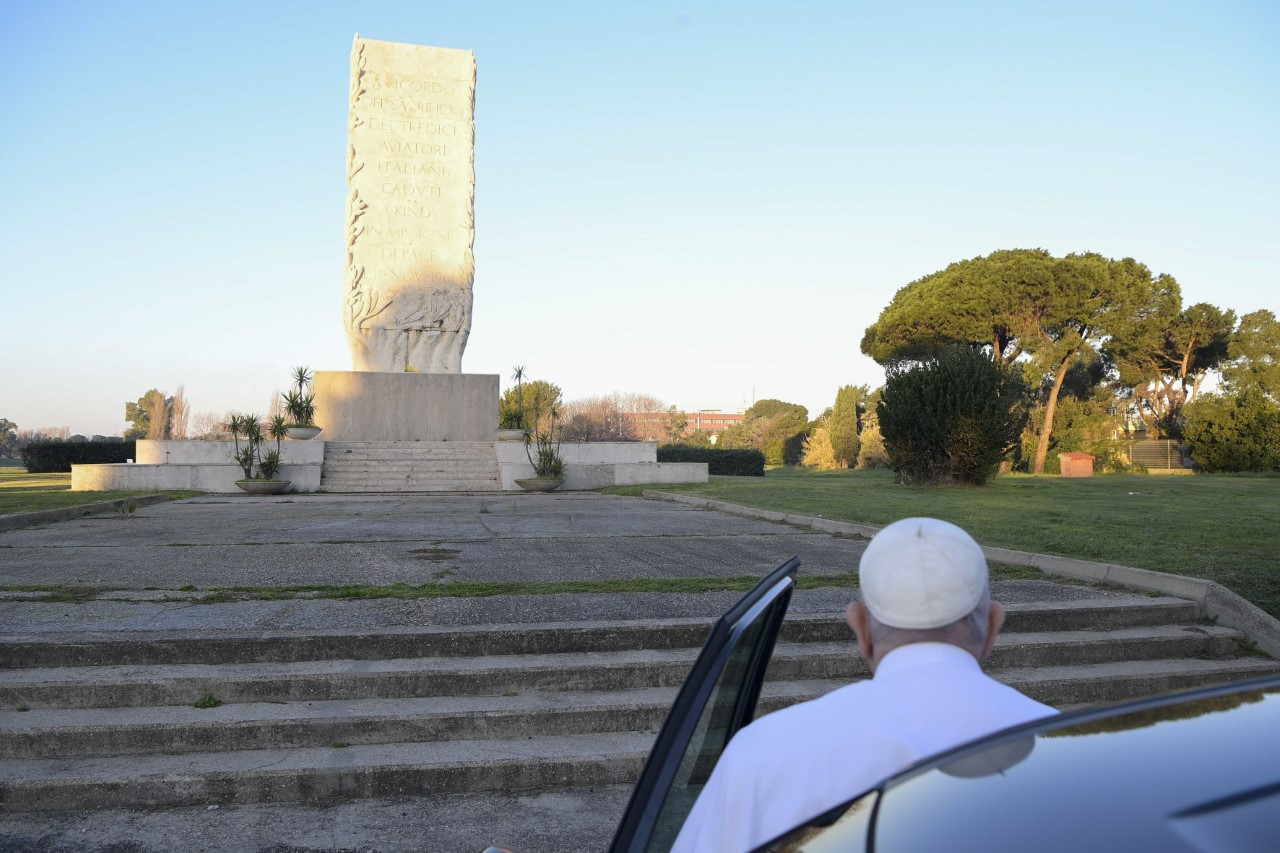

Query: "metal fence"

xmin=1128 ymin=440 xmax=1190 ymax=470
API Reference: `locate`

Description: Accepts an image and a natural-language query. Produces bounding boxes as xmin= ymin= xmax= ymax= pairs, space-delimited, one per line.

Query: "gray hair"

xmin=867 ymin=591 xmax=992 ymax=654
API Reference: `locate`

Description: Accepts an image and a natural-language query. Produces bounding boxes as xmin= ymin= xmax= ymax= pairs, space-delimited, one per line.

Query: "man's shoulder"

xmin=734 ymin=681 xmax=875 ymax=748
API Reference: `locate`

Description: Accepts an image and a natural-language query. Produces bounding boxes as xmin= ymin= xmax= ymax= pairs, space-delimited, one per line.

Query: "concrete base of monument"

xmin=72 ymin=440 xmax=325 ymax=493
xmin=313 ymin=370 xmax=498 ymax=442
xmin=71 ymin=439 xmax=707 ymax=494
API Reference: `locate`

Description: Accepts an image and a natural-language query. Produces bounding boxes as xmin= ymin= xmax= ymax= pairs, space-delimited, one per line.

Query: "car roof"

xmin=761 ymin=673 xmax=1280 ymax=852
xmin=870 ymin=673 xmax=1280 ymax=852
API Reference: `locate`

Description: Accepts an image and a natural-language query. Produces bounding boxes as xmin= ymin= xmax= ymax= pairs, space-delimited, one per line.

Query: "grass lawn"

xmin=0 ymin=468 xmax=198 ymax=516
xmin=617 ymin=468 xmax=1280 ymax=618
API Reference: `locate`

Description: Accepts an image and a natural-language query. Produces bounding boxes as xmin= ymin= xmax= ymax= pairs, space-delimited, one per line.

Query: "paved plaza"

xmin=0 ymin=492 xmax=1154 ymax=853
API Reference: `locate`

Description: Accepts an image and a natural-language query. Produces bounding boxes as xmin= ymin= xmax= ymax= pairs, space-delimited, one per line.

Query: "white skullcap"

xmin=858 ymin=517 xmax=989 ymax=630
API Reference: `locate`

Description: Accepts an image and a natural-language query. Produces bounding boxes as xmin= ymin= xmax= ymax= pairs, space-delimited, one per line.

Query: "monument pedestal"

xmin=313 ymin=371 xmax=498 ymax=442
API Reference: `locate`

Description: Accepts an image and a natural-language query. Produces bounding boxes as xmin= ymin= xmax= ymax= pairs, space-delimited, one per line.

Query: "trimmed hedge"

xmin=658 ymin=444 xmax=765 ymax=476
xmin=22 ymin=440 xmax=136 ymax=473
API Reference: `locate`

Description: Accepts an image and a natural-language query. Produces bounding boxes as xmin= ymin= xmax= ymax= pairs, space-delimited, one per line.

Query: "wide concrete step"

xmin=4 ymin=657 xmax=1278 ymax=812
xmin=325 ymin=441 xmax=500 ymax=449
xmin=0 ymin=731 xmax=655 ymax=812
xmin=324 ymin=445 xmax=498 ymax=458
xmin=320 ymin=482 xmax=503 ymax=494
xmin=320 ymin=473 xmax=501 ymax=484
xmin=4 ymin=634 xmax=1267 ymax=762
xmin=322 ymin=463 xmax=498 ymax=470
xmin=319 ymin=473 xmax=501 ymax=484
xmin=0 ymin=600 xmax=1205 ymax=669
xmin=0 ymin=625 xmax=1248 ymax=710
xmin=322 ymin=454 xmax=499 ymax=463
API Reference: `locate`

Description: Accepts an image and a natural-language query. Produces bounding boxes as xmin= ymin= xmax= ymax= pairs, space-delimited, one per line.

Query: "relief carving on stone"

xmin=343 ymin=37 xmax=476 ymax=373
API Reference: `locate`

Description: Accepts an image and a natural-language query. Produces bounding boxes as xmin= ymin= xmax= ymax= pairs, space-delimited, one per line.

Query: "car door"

xmin=608 ymin=556 xmax=801 ymax=853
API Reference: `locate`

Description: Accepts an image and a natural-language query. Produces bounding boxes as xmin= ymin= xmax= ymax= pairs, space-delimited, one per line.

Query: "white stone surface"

xmin=313 ymin=371 xmax=497 ymax=441
xmin=136 ymin=441 xmax=324 ymax=465
xmin=495 ymin=441 xmax=705 ymax=490
xmin=71 ymin=463 xmax=322 ymax=493
xmin=344 ymin=37 xmax=476 ymax=373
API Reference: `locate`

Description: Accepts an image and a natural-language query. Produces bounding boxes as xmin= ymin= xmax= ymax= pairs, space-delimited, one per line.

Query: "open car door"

xmin=608 ymin=556 xmax=801 ymax=853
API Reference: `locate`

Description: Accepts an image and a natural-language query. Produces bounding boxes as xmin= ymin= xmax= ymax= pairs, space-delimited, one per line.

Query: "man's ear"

xmin=848 ymin=601 xmax=873 ymax=662
xmin=979 ymin=601 xmax=1005 ymax=661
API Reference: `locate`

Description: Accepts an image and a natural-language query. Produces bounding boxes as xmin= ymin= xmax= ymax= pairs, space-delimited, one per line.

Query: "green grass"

xmin=0 ymin=468 xmax=198 ymax=515
xmin=614 ymin=468 xmax=1280 ymax=617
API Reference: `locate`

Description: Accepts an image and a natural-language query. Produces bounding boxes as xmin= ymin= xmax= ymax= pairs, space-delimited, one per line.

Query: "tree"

xmin=863 ymin=249 xmax=1174 ymax=473
xmin=499 ymin=379 xmax=562 ymax=435
xmin=1108 ymin=302 xmax=1235 ymax=437
xmin=828 ymin=385 xmax=866 ymax=468
xmin=665 ymin=406 xmax=688 ymax=442
xmin=142 ymin=390 xmax=170 ymax=440
xmin=801 ymin=426 xmax=840 ymax=469
xmin=679 ymin=429 xmax=714 ymax=448
xmin=855 ymin=388 xmax=890 ymax=469
xmin=125 ymin=389 xmax=174 ymax=440
xmin=189 ymin=411 xmax=228 ymax=439
xmin=878 ymin=346 xmax=1027 ymax=485
xmin=717 ymin=399 xmax=810 ymax=466
xmin=170 ymin=386 xmax=190 ymax=440
xmin=1183 ymin=389 xmax=1280 ymax=473
xmin=561 ymin=394 xmax=636 ymax=441
xmin=0 ymin=418 xmax=17 ymax=458
xmin=1222 ymin=309 xmax=1280 ymax=399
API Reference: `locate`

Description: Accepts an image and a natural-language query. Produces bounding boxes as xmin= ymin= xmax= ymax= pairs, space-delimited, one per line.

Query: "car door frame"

xmin=608 ymin=556 xmax=801 ymax=853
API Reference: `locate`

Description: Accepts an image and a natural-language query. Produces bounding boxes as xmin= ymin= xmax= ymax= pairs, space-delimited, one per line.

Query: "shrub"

xmin=1183 ymin=389 xmax=1280 ymax=473
xmin=22 ymin=440 xmax=137 ymax=473
xmin=801 ymin=426 xmax=841 ymax=470
xmin=657 ymin=444 xmax=765 ymax=476
xmin=879 ymin=346 xmax=1027 ymax=485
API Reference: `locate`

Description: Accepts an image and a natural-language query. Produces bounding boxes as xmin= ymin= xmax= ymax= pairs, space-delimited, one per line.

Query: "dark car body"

xmin=758 ymin=672 xmax=1280 ymax=852
xmin=604 ymin=560 xmax=1280 ymax=853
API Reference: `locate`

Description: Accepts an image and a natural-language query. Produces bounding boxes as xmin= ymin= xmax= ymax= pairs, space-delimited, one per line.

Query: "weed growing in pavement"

xmin=193 ymin=693 xmax=222 ymax=709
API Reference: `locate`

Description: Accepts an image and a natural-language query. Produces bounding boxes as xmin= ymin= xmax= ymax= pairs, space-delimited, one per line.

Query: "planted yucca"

xmin=282 ymin=366 xmax=321 ymax=439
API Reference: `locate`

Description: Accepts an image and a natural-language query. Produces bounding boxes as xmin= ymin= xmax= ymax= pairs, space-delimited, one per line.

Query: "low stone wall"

xmin=72 ymin=463 xmax=322 ymax=493
xmin=496 ymin=442 xmax=705 ymax=490
xmin=136 ymin=440 xmax=324 ymax=465
xmin=74 ymin=441 xmax=325 ymax=493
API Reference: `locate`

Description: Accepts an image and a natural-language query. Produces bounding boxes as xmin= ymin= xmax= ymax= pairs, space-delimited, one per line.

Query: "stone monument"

xmin=344 ymin=36 xmax=476 ymax=373
xmin=70 ymin=37 xmax=708 ymax=492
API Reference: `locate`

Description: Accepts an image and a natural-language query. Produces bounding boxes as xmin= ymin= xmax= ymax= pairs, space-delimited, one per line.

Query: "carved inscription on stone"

xmin=344 ymin=37 xmax=475 ymax=373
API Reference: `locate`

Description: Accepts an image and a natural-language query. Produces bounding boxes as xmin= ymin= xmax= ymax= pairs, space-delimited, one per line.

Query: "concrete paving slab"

xmin=0 ymin=493 xmax=848 ymax=588
xmin=0 ymin=785 xmax=634 ymax=852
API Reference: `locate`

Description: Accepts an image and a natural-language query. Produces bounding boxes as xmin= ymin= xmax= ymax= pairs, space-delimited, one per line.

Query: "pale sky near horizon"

xmin=2 ymin=0 xmax=1277 ymax=437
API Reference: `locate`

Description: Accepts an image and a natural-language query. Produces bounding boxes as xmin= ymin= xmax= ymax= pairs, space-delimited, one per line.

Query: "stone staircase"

xmin=1 ymin=596 xmax=1277 ymax=813
xmin=320 ymin=441 xmax=502 ymax=493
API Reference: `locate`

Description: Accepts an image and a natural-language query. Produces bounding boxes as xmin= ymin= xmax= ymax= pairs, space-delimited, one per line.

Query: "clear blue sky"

xmin=2 ymin=0 xmax=1277 ymax=436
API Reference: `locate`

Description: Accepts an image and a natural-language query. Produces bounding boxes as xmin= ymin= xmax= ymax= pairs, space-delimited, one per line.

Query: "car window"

xmin=609 ymin=557 xmax=799 ymax=853
xmin=644 ymin=592 xmax=787 ymax=852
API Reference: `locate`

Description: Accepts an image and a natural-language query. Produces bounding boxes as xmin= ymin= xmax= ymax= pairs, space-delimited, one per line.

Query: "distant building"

xmin=622 ymin=410 xmax=746 ymax=443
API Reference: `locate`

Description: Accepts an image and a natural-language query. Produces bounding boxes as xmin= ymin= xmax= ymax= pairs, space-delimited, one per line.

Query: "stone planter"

xmin=498 ymin=429 xmax=526 ymax=442
xmin=515 ymin=477 xmax=564 ymax=493
xmin=235 ymin=479 xmax=292 ymax=495
xmin=285 ymin=426 xmax=323 ymax=440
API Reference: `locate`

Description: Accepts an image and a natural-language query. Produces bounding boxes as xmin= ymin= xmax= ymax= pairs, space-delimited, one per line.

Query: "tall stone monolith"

xmin=343 ymin=36 xmax=476 ymax=373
